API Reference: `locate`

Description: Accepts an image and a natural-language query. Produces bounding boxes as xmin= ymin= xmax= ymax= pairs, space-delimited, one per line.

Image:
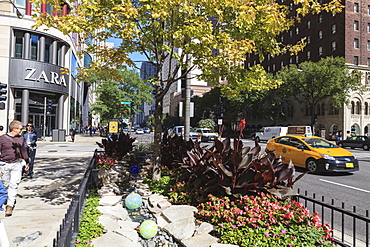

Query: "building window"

xmin=368 ymin=59 xmax=370 ymax=66
xmin=281 ymin=35 xmax=284 ymax=42
xmin=368 ymin=41 xmax=370 ymax=51
xmin=281 ymin=61 xmax=284 ymax=68
xmin=318 ymin=14 xmax=322 ymax=23
xmin=354 ymin=3 xmax=359 ymax=13
xmin=296 ymin=27 xmax=299 ymax=34
xmin=354 ymin=38 xmax=359 ymax=48
xmin=317 ymin=104 xmax=321 ymax=115
xmin=289 ymin=30 xmax=293 ymax=38
xmin=351 ymin=101 xmax=355 ymax=114
xmin=367 ymin=75 xmax=370 ymax=84
xmin=318 ymin=47 xmax=322 ymax=56
xmin=272 ymin=64 xmax=275 ymax=71
xmin=321 ymin=103 xmax=325 ymax=115
xmin=332 ymin=24 xmax=336 ymax=34
xmin=296 ymin=55 xmax=299 ymax=63
xmin=318 ymin=30 xmax=323 ymax=39
xmin=366 ymin=102 xmax=369 ymax=115
xmin=332 ymin=41 xmax=336 ymax=51
xmin=356 ymin=101 xmax=361 ymax=114
xmin=14 ymin=0 xmax=26 ymax=16
xmin=368 ymin=23 xmax=370 ymax=32
xmin=14 ymin=31 xmax=23 ymax=58
xmin=307 ymin=36 xmax=310 ymax=44
xmin=354 ymin=56 xmax=359 ymax=65
xmin=354 ymin=21 xmax=359 ymax=31
xmin=368 ymin=5 xmax=370 ymax=15
xmin=44 ymin=37 xmax=52 ymax=63
xmin=307 ymin=51 xmax=311 ymax=59
xmin=307 ymin=20 xmax=311 ymax=29
xmin=30 ymin=34 xmax=39 ymax=60
xmin=289 ymin=57 xmax=293 ymax=64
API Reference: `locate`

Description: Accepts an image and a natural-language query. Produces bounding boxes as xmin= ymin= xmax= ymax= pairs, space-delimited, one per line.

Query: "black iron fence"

xmin=296 ymin=188 xmax=370 ymax=247
xmin=53 ymin=150 xmax=101 ymax=247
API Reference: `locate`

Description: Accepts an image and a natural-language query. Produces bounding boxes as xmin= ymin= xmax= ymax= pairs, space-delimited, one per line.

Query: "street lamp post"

xmin=297 ymin=69 xmax=316 ymax=135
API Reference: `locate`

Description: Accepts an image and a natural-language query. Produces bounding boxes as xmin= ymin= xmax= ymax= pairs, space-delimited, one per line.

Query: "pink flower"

xmin=264 ymin=232 xmax=270 ymax=237
xmin=281 ymin=229 xmax=286 ymax=234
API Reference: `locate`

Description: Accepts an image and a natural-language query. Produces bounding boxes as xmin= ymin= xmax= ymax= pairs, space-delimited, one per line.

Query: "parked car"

xmin=265 ymin=135 xmax=359 ymax=173
xmin=337 ymin=135 xmax=370 ymax=151
xmin=169 ymin=126 xmax=199 ymax=141
xmin=136 ymin=128 xmax=144 ymax=134
xmin=255 ymin=126 xmax=288 ymax=142
xmin=143 ymin=127 xmax=151 ymax=133
xmin=195 ymin=128 xmax=218 ymax=142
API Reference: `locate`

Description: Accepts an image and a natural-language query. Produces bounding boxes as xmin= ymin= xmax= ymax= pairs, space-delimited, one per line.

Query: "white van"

xmin=286 ymin=126 xmax=312 ymax=137
xmin=255 ymin=126 xmax=288 ymax=142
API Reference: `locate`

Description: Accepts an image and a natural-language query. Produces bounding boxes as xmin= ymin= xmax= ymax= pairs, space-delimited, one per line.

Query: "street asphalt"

xmin=1 ymin=133 xmax=105 ymax=247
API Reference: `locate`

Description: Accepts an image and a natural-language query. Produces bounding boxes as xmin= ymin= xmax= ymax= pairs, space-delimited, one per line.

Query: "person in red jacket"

xmin=0 ymin=120 xmax=29 ymax=217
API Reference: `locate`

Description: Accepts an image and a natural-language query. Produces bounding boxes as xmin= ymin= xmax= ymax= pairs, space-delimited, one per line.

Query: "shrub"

xmin=96 ymin=153 xmax=117 ymax=170
xmin=196 ymin=193 xmax=333 ymax=246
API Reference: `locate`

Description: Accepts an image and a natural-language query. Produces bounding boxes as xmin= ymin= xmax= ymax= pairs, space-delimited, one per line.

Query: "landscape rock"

xmin=162 ymin=205 xmax=198 ymax=223
xmin=98 ymin=215 xmax=121 ymax=230
xmin=99 ymin=195 xmax=122 ymax=206
xmin=181 ymin=233 xmax=219 ymax=247
xmin=164 ymin=217 xmax=196 ymax=240
xmin=195 ymin=222 xmax=214 ymax=235
xmin=97 ymin=203 xmax=128 ymax=221
xmin=91 ymin=230 xmax=141 ymax=247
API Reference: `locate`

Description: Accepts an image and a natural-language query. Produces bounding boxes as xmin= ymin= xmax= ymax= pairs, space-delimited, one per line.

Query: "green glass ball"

xmin=139 ymin=220 xmax=158 ymax=239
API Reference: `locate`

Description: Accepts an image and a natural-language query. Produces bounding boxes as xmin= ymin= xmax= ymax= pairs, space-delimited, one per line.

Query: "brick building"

xmin=246 ymin=0 xmax=370 ymax=138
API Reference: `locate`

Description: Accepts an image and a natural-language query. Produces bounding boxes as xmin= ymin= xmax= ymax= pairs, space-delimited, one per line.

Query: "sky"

xmin=106 ymin=37 xmax=147 ymax=69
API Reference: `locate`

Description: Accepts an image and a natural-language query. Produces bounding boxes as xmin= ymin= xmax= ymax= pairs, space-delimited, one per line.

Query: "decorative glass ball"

xmin=139 ymin=220 xmax=158 ymax=239
xmin=130 ymin=165 xmax=140 ymax=174
xmin=124 ymin=192 xmax=142 ymax=210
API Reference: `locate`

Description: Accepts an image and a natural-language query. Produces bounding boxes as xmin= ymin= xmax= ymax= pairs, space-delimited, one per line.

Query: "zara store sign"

xmin=24 ymin=68 xmax=67 ymax=87
xmin=10 ymin=59 xmax=70 ymax=94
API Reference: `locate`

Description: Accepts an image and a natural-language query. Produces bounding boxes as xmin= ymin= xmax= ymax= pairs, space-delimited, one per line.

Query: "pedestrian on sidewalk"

xmin=0 ymin=120 xmax=29 ymax=217
xmin=70 ymin=127 xmax=76 ymax=142
xmin=22 ymin=123 xmax=37 ymax=178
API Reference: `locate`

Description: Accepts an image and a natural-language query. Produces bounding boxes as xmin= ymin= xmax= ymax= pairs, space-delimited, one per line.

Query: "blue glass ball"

xmin=139 ymin=220 xmax=158 ymax=239
xmin=130 ymin=165 xmax=140 ymax=174
xmin=125 ymin=193 xmax=142 ymax=210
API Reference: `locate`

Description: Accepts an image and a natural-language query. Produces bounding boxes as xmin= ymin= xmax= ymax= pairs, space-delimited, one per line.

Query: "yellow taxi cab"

xmin=265 ymin=135 xmax=359 ymax=173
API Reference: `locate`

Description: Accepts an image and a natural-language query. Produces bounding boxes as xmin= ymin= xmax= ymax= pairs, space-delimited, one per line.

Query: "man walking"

xmin=0 ymin=120 xmax=29 ymax=217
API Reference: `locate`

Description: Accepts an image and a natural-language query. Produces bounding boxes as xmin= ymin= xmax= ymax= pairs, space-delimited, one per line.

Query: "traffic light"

xmin=313 ymin=114 xmax=318 ymax=123
xmin=47 ymin=99 xmax=53 ymax=114
xmin=0 ymin=83 xmax=7 ymax=110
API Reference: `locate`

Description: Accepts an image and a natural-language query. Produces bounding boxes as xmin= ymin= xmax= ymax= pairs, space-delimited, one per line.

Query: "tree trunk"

xmin=152 ymin=97 xmax=163 ymax=181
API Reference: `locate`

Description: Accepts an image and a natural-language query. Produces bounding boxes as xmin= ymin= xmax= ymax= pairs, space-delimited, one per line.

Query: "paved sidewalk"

xmin=1 ymin=134 xmax=104 ymax=247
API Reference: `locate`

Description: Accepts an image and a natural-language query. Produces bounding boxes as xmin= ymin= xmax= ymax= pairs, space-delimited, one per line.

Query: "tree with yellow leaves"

xmin=32 ymin=0 xmax=342 ymax=180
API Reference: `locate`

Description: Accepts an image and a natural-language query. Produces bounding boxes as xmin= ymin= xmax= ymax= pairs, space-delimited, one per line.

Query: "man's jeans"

xmin=0 ymin=180 xmax=7 ymax=210
xmin=0 ymin=160 xmax=25 ymax=207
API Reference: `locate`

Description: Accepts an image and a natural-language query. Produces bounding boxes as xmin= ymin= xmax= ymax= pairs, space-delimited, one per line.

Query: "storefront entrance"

xmin=15 ymin=89 xmax=57 ymax=137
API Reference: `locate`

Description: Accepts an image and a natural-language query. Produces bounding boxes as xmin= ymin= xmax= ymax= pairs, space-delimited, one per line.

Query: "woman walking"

xmin=22 ymin=123 xmax=37 ymax=178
